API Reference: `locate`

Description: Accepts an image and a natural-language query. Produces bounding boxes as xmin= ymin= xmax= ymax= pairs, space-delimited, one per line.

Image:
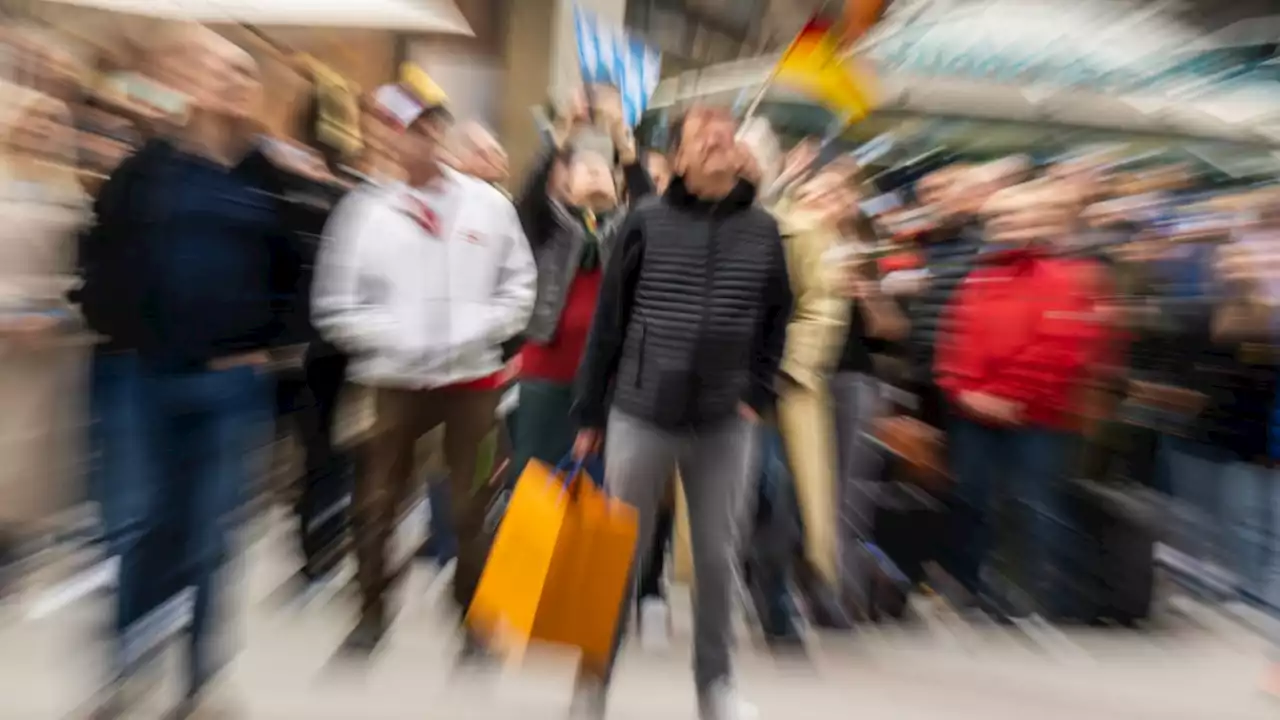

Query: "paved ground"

xmin=3 ymin=511 xmax=1280 ymax=719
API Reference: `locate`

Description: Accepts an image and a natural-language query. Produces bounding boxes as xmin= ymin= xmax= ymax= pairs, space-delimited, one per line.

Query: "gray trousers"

xmin=830 ymin=372 xmax=885 ymax=611
xmin=603 ymin=408 xmax=757 ymax=691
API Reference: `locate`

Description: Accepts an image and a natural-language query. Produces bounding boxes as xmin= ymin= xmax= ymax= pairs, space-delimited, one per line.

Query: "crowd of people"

xmin=3 ymin=17 xmax=1280 ymax=720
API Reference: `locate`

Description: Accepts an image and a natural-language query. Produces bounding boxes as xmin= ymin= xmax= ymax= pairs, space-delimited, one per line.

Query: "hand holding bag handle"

xmin=551 ymin=453 xmax=591 ymax=496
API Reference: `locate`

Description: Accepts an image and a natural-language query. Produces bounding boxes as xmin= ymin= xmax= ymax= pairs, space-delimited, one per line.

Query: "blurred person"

xmin=1205 ymin=201 xmax=1280 ymax=609
xmin=1118 ymin=192 xmax=1231 ymax=586
xmin=0 ymin=83 xmax=87 ymax=591
xmin=312 ymin=82 xmax=536 ymax=657
xmin=643 ymin=148 xmax=671 ymax=195
xmin=771 ymin=136 xmax=819 ymax=200
xmin=734 ymin=125 xmax=829 ymax=645
xmin=416 ymin=119 xmax=516 ymax=571
xmin=817 ymin=169 xmax=908 ymax=620
xmin=512 ymin=101 xmax=650 ymax=476
xmin=352 ymin=95 xmax=405 ymax=183
xmin=1048 ymin=181 xmax=1125 ymax=458
xmin=736 ymin=117 xmax=781 ymax=196
xmin=512 ymin=96 xmax=667 ymax=638
xmin=264 ymin=102 xmax=358 ymax=596
xmin=935 ymin=183 xmax=1110 ymax=621
xmin=570 ymin=104 xmax=792 ymax=720
xmin=1232 ymin=192 xmax=1280 ymax=695
xmin=77 ymin=26 xmax=297 ymax=718
xmin=760 ymin=162 xmax=858 ymax=637
xmin=902 ymin=165 xmax=990 ymax=428
xmin=5 ymin=28 xmax=84 ymax=101
xmin=454 ymin=121 xmax=510 ymax=187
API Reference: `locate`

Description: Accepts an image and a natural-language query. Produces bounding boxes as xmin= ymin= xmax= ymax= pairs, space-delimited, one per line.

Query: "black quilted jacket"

xmin=573 ymin=176 xmax=793 ymax=430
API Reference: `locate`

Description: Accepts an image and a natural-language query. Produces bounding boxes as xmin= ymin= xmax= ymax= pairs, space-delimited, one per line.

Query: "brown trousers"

xmin=355 ymin=385 xmax=499 ymax=624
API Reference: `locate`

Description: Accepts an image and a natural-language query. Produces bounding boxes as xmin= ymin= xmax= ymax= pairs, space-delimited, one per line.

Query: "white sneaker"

xmin=638 ymin=597 xmax=671 ymax=651
xmin=698 ymin=679 xmax=758 ymax=720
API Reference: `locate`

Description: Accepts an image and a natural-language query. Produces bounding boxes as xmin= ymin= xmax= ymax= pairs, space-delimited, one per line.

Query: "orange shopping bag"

xmin=466 ymin=456 xmax=638 ymax=671
xmin=535 ymin=475 xmax=639 ymax=671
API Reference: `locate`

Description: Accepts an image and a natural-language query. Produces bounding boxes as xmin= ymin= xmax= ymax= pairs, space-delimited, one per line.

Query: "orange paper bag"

xmin=534 ymin=476 xmax=639 ymax=671
xmin=467 ymin=457 xmax=638 ymax=672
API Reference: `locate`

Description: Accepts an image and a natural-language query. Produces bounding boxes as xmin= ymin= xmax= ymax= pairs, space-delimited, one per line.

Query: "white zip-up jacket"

xmin=313 ymin=167 xmax=536 ymax=389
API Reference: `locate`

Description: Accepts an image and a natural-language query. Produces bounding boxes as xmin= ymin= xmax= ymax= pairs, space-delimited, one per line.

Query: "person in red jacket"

xmin=935 ymin=181 xmax=1109 ymax=620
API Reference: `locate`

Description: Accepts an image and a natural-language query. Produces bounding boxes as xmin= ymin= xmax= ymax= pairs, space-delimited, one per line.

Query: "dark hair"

xmin=666 ymin=111 xmax=687 ymax=154
xmin=413 ymin=105 xmax=454 ymax=129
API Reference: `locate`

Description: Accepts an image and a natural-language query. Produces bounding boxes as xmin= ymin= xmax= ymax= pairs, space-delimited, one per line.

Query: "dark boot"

xmin=339 ymin=613 xmax=387 ymax=657
xmin=794 ymin=557 xmax=852 ymax=630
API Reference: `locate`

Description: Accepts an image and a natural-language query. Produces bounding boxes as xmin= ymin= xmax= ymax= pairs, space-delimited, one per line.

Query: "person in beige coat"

xmin=776 ymin=161 xmax=907 ymax=622
xmin=769 ymin=168 xmax=851 ymax=622
xmin=0 ymin=82 xmax=90 ymax=580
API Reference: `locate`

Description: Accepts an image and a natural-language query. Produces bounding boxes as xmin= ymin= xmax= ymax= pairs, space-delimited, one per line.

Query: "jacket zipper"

xmin=691 ymin=210 xmax=721 ymax=404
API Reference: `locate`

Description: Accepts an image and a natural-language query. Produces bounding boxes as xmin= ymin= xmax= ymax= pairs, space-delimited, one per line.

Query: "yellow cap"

xmin=399 ymin=62 xmax=449 ymax=109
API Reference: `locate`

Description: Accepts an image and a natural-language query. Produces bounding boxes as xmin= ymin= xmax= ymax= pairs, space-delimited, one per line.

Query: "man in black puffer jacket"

xmin=570 ymin=104 xmax=793 ymax=720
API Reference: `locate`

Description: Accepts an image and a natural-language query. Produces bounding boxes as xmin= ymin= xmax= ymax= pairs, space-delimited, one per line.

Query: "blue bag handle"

xmin=552 ymin=453 xmax=591 ymax=489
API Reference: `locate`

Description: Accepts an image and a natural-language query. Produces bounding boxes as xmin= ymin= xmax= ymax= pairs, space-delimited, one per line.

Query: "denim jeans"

xmin=1253 ymin=467 xmax=1280 ymax=658
xmin=750 ymin=424 xmax=801 ymax=636
xmin=947 ymin=417 xmax=1073 ymax=617
xmin=110 ymin=362 xmax=270 ymax=697
xmin=89 ymin=351 xmax=147 ymax=558
xmin=421 ymin=478 xmax=458 ymax=563
xmin=1222 ymin=461 xmax=1276 ymax=601
xmin=1163 ymin=439 xmax=1235 ymax=588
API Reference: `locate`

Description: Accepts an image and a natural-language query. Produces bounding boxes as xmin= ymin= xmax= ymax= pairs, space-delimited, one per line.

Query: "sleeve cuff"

xmin=572 ymin=395 xmax=607 ymax=429
xmin=742 ymin=381 xmax=776 ymax=417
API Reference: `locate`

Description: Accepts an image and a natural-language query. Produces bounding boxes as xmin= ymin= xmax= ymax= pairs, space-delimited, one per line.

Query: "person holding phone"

xmin=510 ymin=86 xmax=653 ymax=481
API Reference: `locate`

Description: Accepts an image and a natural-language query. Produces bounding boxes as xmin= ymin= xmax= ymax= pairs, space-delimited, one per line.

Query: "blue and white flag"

xmin=574 ymin=6 xmax=662 ymax=128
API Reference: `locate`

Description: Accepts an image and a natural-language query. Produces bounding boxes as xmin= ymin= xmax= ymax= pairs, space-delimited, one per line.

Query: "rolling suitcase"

xmin=1063 ymin=478 xmax=1158 ymax=625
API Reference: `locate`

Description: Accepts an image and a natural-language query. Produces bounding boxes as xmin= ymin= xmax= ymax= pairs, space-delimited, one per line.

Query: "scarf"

xmin=576 ymin=207 xmax=602 ymax=270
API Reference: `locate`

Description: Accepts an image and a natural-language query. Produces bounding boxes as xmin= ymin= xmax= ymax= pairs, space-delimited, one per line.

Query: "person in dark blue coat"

xmin=78 ymin=28 xmax=302 ymax=719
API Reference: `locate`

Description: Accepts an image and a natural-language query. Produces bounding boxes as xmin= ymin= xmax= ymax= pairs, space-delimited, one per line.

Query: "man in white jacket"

xmin=313 ymin=82 xmax=536 ymax=655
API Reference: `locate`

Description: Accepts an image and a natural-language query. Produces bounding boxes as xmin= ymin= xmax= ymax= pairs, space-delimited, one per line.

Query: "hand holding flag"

xmin=573 ymin=6 xmax=662 ymax=129
xmin=838 ymin=0 xmax=890 ymax=48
